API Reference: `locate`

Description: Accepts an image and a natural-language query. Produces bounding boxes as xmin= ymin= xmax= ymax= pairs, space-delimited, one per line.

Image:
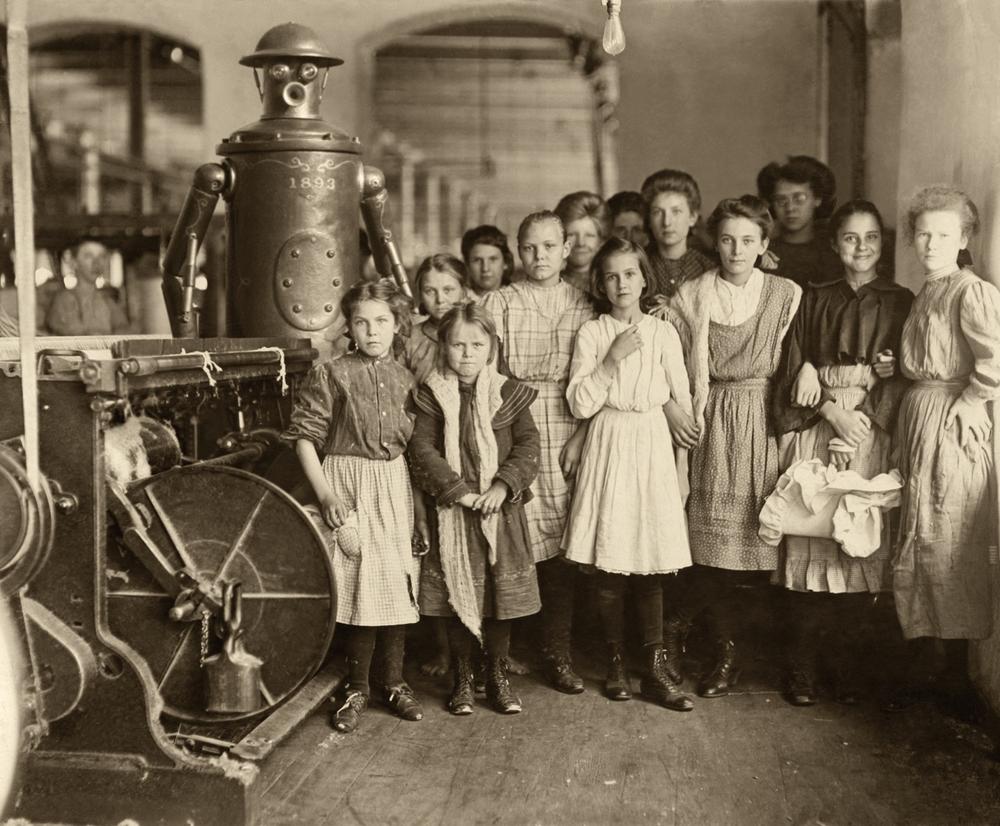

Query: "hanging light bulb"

xmin=602 ymin=0 xmax=626 ymax=56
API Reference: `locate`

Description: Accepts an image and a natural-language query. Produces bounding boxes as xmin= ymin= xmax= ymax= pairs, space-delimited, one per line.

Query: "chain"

xmin=199 ymin=608 xmax=211 ymax=667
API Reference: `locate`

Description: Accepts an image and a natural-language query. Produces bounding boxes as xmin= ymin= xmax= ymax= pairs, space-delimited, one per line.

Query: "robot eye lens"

xmin=269 ymin=63 xmax=290 ymax=81
xmin=299 ymin=63 xmax=318 ymax=82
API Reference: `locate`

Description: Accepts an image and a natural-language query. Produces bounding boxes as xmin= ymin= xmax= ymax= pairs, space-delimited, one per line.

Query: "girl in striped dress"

xmin=286 ymin=279 xmax=423 ymax=733
xmin=483 ymin=211 xmax=594 ymax=693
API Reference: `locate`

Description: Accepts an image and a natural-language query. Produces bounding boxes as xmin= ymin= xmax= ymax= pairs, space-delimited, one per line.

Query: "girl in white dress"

xmin=563 ymin=237 xmax=698 ymax=710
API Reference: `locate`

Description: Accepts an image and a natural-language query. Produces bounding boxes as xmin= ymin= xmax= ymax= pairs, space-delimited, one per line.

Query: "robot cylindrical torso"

xmin=221 ymin=124 xmax=362 ymax=352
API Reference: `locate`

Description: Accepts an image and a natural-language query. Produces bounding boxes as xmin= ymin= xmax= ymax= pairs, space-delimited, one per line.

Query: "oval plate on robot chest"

xmin=274 ymin=230 xmax=341 ymax=331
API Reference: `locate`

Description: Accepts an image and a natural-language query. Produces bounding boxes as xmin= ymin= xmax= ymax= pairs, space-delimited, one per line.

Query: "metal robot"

xmin=162 ymin=22 xmax=410 ymax=350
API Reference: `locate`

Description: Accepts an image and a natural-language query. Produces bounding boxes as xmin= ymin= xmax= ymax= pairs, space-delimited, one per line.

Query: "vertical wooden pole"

xmin=816 ymin=2 xmax=831 ymax=163
xmin=425 ymin=171 xmax=441 ymax=252
xmin=127 ymin=31 xmax=151 ymax=213
xmin=6 ymin=0 xmax=40 ymax=490
xmin=399 ymin=149 xmax=415 ymax=267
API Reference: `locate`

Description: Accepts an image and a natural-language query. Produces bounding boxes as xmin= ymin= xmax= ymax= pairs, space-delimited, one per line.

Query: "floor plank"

xmin=259 ymin=657 xmax=1000 ymax=826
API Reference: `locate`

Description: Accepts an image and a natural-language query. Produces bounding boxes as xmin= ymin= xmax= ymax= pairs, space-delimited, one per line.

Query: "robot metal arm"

xmin=360 ymin=165 xmax=413 ymax=298
xmin=162 ymin=163 xmax=230 ymax=336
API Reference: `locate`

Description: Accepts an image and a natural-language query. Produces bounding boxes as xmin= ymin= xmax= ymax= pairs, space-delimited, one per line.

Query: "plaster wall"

xmin=9 ymin=0 xmax=820 ymax=219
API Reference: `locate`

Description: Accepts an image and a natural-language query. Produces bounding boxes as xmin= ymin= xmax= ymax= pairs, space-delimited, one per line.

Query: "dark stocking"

xmin=345 ymin=625 xmax=377 ymax=696
xmin=484 ymin=618 xmax=511 ymax=661
xmin=378 ymin=625 xmax=407 ymax=687
xmin=537 ymin=558 xmax=576 ymax=656
xmin=596 ymin=571 xmax=627 ymax=646
xmin=633 ymin=575 xmax=663 ymax=648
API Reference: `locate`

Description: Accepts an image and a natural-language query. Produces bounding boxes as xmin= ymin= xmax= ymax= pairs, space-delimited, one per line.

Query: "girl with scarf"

xmin=408 ymin=304 xmax=541 ymax=715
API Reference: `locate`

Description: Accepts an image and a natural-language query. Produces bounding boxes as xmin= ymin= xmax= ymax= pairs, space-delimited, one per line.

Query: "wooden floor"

xmin=258 ymin=645 xmax=1000 ymax=826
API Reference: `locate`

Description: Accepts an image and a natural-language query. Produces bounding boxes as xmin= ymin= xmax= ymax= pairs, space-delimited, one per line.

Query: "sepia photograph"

xmin=1 ymin=1 xmax=999 ymax=823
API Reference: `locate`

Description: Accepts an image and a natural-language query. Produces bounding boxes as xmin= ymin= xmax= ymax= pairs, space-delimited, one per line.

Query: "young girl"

xmin=408 ymin=304 xmax=541 ymax=715
xmin=563 ymin=237 xmax=696 ymax=710
xmin=607 ymin=190 xmax=650 ymax=249
xmin=890 ymin=186 xmax=1000 ymax=711
xmin=483 ymin=210 xmax=594 ymax=693
xmin=402 ymin=254 xmax=469 ymax=678
xmin=660 ymin=196 xmax=801 ymax=696
xmin=757 ymin=156 xmax=842 ymax=287
xmin=640 ymin=169 xmax=715 ymax=299
xmin=404 ymin=253 xmax=469 ymax=384
xmin=285 ymin=279 xmax=423 ymax=733
xmin=772 ymin=200 xmax=913 ymax=706
xmin=462 ymin=225 xmax=516 ymax=299
xmin=555 ymin=191 xmax=611 ymax=294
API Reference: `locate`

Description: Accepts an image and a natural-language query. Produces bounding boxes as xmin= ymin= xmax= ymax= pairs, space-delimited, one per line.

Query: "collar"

xmin=715 ymin=267 xmax=763 ymax=293
xmin=811 ymin=275 xmax=901 ymax=294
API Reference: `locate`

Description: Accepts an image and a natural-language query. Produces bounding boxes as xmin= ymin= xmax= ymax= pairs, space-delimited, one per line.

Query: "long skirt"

xmin=775 ymin=366 xmax=891 ymax=593
xmin=893 ymin=380 xmax=995 ymax=639
xmin=563 ymin=407 xmax=691 ymax=574
xmin=315 ymin=454 xmax=419 ymax=627
xmin=688 ymin=378 xmax=781 ymax=570
xmin=524 ymin=381 xmax=579 ymax=563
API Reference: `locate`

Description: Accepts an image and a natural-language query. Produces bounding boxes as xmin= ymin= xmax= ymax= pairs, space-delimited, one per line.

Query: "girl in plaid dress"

xmin=286 ymin=279 xmax=424 ymax=733
xmin=483 ymin=211 xmax=594 ymax=694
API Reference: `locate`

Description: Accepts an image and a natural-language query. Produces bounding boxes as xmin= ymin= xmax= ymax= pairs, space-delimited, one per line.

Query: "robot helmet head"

xmin=240 ymin=23 xmax=343 ymax=120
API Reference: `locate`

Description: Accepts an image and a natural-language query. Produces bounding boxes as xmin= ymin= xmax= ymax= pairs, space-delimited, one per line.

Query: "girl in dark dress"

xmin=408 ymin=304 xmax=541 ymax=715
xmin=757 ymin=155 xmax=842 ymax=288
xmin=772 ymin=200 xmax=913 ymax=705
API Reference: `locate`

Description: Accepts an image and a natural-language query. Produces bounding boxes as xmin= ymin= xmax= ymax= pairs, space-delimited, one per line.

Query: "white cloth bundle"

xmin=758 ymin=459 xmax=903 ymax=558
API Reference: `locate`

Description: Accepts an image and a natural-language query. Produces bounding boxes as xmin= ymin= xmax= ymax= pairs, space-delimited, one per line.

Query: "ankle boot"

xmin=448 ymin=655 xmax=476 ymax=715
xmin=641 ymin=646 xmax=693 ymax=711
xmin=662 ymin=617 xmax=688 ymax=683
xmin=785 ymin=629 xmax=818 ymax=707
xmin=786 ymin=658 xmax=818 ymax=706
xmin=485 ymin=656 xmax=522 ymax=714
xmin=698 ymin=638 xmax=736 ymax=698
xmin=605 ymin=643 xmax=632 ymax=701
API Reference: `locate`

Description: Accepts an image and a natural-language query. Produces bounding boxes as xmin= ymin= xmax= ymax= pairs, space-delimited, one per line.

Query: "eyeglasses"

xmin=773 ymin=193 xmax=812 ymax=209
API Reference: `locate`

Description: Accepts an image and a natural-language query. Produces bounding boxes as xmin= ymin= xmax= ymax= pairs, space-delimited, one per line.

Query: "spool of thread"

xmin=105 ymin=416 xmax=181 ymax=486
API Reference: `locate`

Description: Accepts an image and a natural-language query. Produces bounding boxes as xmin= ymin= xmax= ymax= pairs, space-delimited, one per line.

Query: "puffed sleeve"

xmin=660 ymin=321 xmax=693 ymax=416
xmin=565 ymin=321 xmax=615 ymax=419
xmin=481 ymin=291 xmax=515 ymax=379
xmin=495 ymin=387 xmax=541 ymax=500
xmin=406 ymin=387 xmax=472 ymax=506
xmin=283 ymin=362 xmax=338 ymax=453
xmin=958 ymin=278 xmax=1000 ymax=405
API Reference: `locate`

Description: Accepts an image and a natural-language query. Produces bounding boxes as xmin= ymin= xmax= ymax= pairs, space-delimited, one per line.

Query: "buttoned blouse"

xmin=283 ymin=352 xmax=415 ymax=459
xmin=901 ymin=268 xmax=1000 ymax=406
xmin=566 ymin=313 xmax=693 ymax=419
